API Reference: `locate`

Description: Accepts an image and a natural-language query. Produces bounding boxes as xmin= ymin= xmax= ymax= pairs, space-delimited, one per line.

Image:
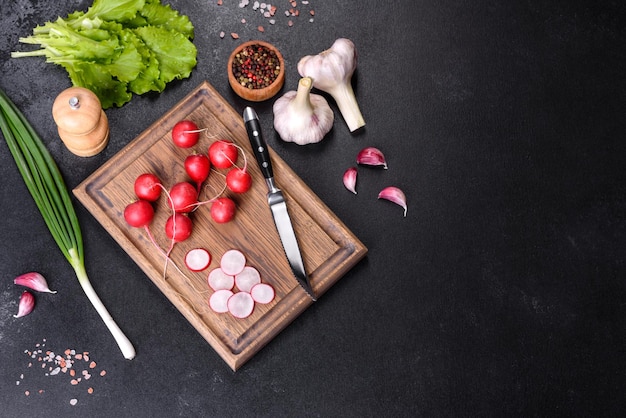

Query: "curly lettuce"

xmin=11 ymin=0 xmax=196 ymax=109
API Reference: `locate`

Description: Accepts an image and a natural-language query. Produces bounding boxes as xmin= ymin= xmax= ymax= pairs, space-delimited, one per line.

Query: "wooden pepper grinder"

xmin=52 ymin=87 xmax=109 ymax=157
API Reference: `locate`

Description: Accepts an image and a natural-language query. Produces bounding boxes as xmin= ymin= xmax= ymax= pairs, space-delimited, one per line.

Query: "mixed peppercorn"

xmin=231 ymin=43 xmax=281 ymax=90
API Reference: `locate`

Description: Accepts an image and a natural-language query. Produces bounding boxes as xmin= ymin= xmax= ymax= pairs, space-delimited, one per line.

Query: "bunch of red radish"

xmin=123 ymin=119 xmax=253 ymax=251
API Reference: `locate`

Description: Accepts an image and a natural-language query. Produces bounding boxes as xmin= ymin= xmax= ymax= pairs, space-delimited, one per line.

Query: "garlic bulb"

xmin=297 ymin=38 xmax=365 ymax=132
xmin=272 ymin=77 xmax=334 ymax=145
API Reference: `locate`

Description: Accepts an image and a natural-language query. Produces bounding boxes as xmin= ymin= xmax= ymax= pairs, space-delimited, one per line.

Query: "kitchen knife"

xmin=243 ymin=106 xmax=316 ymax=301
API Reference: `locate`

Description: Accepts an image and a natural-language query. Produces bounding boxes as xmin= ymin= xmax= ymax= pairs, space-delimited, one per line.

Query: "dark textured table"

xmin=1 ymin=1 xmax=625 ymax=416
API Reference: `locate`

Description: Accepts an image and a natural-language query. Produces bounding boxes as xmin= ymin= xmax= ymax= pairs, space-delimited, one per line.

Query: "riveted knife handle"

xmin=243 ymin=107 xmax=273 ymax=180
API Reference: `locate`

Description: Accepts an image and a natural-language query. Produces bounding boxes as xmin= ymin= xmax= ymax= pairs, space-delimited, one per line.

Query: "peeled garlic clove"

xmin=378 ymin=186 xmax=407 ymax=217
xmin=14 ymin=272 xmax=57 ymax=293
xmin=13 ymin=291 xmax=35 ymax=318
xmin=356 ymin=147 xmax=387 ymax=169
xmin=343 ymin=167 xmax=358 ymax=194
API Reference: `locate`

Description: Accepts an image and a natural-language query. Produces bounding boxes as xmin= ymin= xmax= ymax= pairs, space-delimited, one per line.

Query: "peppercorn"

xmin=231 ymin=44 xmax=281 ymax=90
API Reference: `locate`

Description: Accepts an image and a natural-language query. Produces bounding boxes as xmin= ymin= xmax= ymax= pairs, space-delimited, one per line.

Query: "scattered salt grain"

xmin=17 ymin=339 xmax=108 ymax=406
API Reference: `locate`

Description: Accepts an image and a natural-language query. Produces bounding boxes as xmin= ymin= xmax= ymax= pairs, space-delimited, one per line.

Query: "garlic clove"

xmin=14 ymin=272 xmax=57 ymax=293
xmin=13 ymin=291 xmax=36 ymax=318
xmin=343 ymin=167 xmax=358 ymax=194
xmin=378 ymin=186 xmax=407 ymax=217
xmin=357 ymin=147 xmax=388 ymax=169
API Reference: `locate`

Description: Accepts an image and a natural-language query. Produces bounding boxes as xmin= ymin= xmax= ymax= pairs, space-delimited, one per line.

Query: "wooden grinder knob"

xmin=52 ymin=87 xmax=109 ymax=157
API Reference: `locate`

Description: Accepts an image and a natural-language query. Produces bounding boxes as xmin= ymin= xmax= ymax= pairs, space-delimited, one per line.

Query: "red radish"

xmin=164 ymin=213 xmax=193 ymax=242
xmin=209 ymin=289 xmax=233 ymax=313
xmin=225 ymin=143 xmax=252 ymax=193
xmin=227 ymin=291 xmax=255 ymax=318
xmin=235 ymin=266 xmax=261 ymax=292
xmin=210 ymin=197 xmax=236 ymax=223
xmin=208 ymin=139 xmax=238 ymax=169
xmin=220 ymin=249 xmax=246 ymax=276
xmin=124 ymin=200 xmax=154 ymax=228
xmin=250 ymin=283 xmax=275 ymax=304
xmin=172 ymin=120 xmax=201 ymax=148
xmin=123 ymin=201 xmax=164 ymax=261
xmin=184 ymin=154 xmax=211 ymax=193
xmin=226 ymin=168 xmax=252 ymax=193
xmin=134 ymin=173 xmax=162 ymax=202
xmin=184 ymin=248 xmax=211 ymax=272
xmin=208 ymin=268 xmax=235 ymax=291
xmin=169 ymin=182 xmax=198 ymax=213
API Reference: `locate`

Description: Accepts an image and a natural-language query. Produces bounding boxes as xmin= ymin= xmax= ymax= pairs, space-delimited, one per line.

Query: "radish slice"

xmin=220 ymin=249 xmax=246 ymax=276
xmin=209 ymin=289 xmax=233 ymax=313
xmin=250 ymin=283 xmax=275 ymax=304
xmin=227 ymin=292 xmax=255 ymax=319
xmin=184 ymin=248 xmax=211 ymax=272
xmin=234 ymin=266 xmax=261 ymax=292
xmin=207 ymin=268 xmax=235 ymax=291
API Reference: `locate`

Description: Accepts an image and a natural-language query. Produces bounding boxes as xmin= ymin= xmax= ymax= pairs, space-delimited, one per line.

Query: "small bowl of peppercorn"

xmin=227 ymin=40 xmax=285 ymax=102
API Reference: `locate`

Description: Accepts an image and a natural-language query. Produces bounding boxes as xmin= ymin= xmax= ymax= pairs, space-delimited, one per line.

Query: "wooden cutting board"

xmin=73 ymin=81 xmax=367 ymax=370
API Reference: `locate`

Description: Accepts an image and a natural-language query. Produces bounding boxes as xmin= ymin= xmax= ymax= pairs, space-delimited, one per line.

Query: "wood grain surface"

xmin=73 ymin=81 xmax=367 ymax=370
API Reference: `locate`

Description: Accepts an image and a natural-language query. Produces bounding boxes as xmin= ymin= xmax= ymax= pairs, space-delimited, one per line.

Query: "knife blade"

xmin=243 ymin=106 xmax=316 ymax=301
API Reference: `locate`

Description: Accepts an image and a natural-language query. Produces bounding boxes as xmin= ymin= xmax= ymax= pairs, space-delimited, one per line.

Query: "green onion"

xmin=0 ymin=87 xmax=135 ymax=360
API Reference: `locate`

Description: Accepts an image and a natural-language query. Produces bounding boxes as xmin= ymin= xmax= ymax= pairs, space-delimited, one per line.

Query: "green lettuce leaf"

xmin=80 ymin=0 xmax=146 ymax=23
xmin=123 ymin=30 xmax=164 ymax=95
xmin=133 ymin=26 xmax=196 ymax=85
xmin=60 ymin=61 xmax=132 ymax=108
xmin=128 ymin=0 xmax=194 ymax=39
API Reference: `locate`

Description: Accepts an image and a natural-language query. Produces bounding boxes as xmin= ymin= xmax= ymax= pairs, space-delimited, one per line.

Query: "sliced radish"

xmin=234 ymin=266 xmax=261 ymax=292
xmin=220 ymin=249 xmax=246 ymax=276
xmin=207 ymin=268 xmax=235 ymax=291
xmin=227 ymin=292 xmax=255 ymax=319
xmin=209 ymin=289 xmax=233 ymax=313
xmin=184 ymin=248 xmax=211 ymax=272
xmin=250 ymin=283 xmax=275 ymax=304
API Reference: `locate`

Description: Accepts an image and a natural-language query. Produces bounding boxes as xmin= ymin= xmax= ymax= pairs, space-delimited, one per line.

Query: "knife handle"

xmin=243 ymin=107 xmax=273 ymax=180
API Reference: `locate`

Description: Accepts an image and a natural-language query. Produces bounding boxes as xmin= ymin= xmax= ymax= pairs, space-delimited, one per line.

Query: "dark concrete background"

xmin=1 ymin=1 xmax=625 ymax=416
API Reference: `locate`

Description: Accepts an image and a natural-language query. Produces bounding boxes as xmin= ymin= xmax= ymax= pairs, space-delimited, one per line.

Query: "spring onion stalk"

xmin=0 ymin=87 xmax=135 ymax=360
